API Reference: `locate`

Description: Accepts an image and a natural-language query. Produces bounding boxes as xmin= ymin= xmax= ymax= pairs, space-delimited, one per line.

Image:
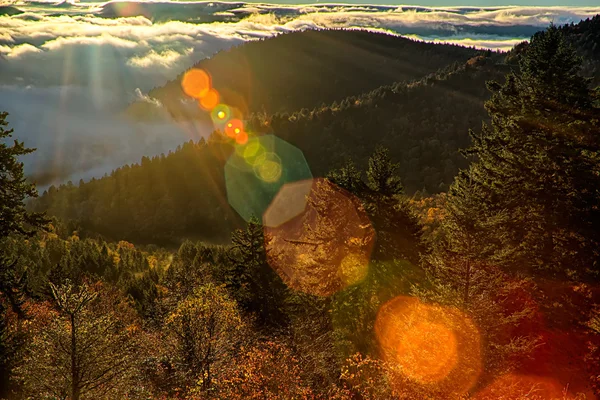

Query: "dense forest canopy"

xmin=1 ymin=15 xmax=600 ymax=400
xmin=33 ymin=53 xmax=508 ymax=245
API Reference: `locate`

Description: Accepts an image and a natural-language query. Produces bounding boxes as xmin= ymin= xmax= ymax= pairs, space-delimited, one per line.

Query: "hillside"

xmin=126 ymin=29 xmax=483 ymax=121
xmin=0 ymin=5 xmax=23 ymax=15
xmin=33 ymin=56 xmax=505 ymax=245
xmin=561 ymin=15 xmax=600 ymax=83
xmin=33 ymin=18 xmax=600 ymax=244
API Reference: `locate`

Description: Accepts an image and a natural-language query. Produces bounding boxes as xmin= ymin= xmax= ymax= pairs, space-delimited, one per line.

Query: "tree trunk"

xmin=70 ymin=313 xmax=80 ymax=400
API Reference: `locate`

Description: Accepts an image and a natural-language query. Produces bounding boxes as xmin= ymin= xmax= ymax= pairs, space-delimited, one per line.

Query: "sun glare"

xmin=199 ymin=88 xmax=220 ymax=110
xmin=264 ymin=178 xmax=375 ymax=297
xmin=181 ymin=69 xmax=211 ymax=99
xmin=375 ymin=296 xmax=481 ymax=396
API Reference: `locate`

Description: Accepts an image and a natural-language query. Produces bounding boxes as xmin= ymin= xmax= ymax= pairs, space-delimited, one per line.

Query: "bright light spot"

xmin=397 ymin=321 xmax=457 ymax=383
xmin=225 ymin=119 xmax=243 ymax=138
xmin=211 ymin=104 xmax=230 ymax=125
xmin=338 ymin=253 xmax=369 ymax=286
xmin=254 ymin=154 xmax=282 ymax=183
xmin=375 ymin=296 xmax=481 ymax=395
xmin=181 ymin=69 xmax=211 ymax=99
xmin=199 ymin=88 xmax=220 ymax=111
xmin=235 ymin=131 xmax=248 ymax=145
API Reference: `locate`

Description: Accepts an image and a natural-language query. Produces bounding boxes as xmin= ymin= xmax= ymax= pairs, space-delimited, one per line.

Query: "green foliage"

xmin=4 ymin=20 xmax=600 ymax=399
xmin=226 ymin=218 xmax=288 ymax=328
xmin=327 ymin=159 xmax=364 ymax=193
xmin=454 ymin=25 xmax=600 ymax=279
xmin=0 ymin=111 xmax=48 ymax=397
xmin=366 ymin=146 xmax=404 ymax=196
xmin=0 ymin=112 xmax=47 ymax=240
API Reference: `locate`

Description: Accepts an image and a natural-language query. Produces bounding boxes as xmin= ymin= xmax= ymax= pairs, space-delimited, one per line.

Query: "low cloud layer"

xmin=1 ymin=1 xmax=599 ymax=187
xmin=0 ymin=85 xmax=212 ymax=188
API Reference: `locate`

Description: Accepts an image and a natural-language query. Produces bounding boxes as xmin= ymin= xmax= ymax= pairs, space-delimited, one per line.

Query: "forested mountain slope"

xmin=33 ymin=57 xmax=506 ymax=244
xmin=32 ymin=17 xmax=600 ymax=245
xmin=249 ymin=56 xmax=508 ymax=192
xmin=126 ymin=29 xmax=483 ymax=120
xmin=561 ymin=15 xmax=600 ymax=83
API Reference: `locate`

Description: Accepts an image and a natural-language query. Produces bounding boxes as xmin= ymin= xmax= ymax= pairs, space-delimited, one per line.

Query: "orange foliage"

xmin=216 ymin=341 xmax=315 ymax=399
xmin=473 ymin=374 xmax=580 ymax=400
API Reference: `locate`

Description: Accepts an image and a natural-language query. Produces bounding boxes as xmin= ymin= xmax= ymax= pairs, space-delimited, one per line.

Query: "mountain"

xmin=33 ymin=55 xmax=505 ymax=245
xmin=561 ymin=15 xmax=600 ymax=83
xmin=33 ymin=18 xmax=600 ymax=245
xmin=248 ymin=55 xmax=507 ymax=193
xmin=125 ymin=29 xmax=483 ymax=121
xmin=0 ymin=5 xmax=23 ymax=16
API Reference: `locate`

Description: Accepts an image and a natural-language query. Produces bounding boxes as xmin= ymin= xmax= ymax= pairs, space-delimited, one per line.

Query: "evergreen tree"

xmin=327 ymin=159 xmax=365 ymax=193
xmin=420 ymin=177 xmax=539 ymax=377
xmin=454 ymin=25 xmax=600 ymax=278
xmin=366 ymin=145 xmax=404 ymax=196
xmin=0 ymin=112 xmax=47 ymax=240
xmin=0 ymin=112 xmax=47 ymax=396
xmin=227 ymin=218 xmax=288 ymax=328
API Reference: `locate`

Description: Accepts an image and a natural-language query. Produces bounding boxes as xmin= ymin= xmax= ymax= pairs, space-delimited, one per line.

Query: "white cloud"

xmin=0 ymin=2 xmax=598 ymax=186
xmin=0 ymin=84 xmax=211 ymax=188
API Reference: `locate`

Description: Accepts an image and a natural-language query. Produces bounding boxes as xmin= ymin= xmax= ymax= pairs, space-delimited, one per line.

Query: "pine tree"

xmin=0 ymin=112 xmax=47 ymax=240
xmin=366 ymin=145 xmax=404 ymax=196
xmin=228 ymin=217 xmax=288 ymax=328
xmin=454 ymin=25 xmax=600 ymax=278
xmin=327 ymin=159 xmax=365 ymax=194
xmin=0 ymin=112 xmax=48 ymax=396
xmin=419 ymin=176 xmax=539 ymax=382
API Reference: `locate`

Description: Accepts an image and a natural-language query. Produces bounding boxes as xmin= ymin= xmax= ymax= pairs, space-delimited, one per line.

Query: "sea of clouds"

xmin=1 ymin=1 xmax=599 ymax=188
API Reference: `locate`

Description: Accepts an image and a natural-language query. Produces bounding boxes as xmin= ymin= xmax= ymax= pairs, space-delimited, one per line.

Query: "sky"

xmin=1 ymin=1 xmax=599 ymax=188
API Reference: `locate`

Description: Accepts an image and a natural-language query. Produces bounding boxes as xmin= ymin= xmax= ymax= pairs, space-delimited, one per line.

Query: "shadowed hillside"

xmin=561 ymin=15 xmax=600 ymax=83
xmin=34 ymin=56 xmax=505 ymax=245
xmin=33 ymin=18 xmax=600 ymax=244
xmin=126 ymin=29 xmax=483 ymax=121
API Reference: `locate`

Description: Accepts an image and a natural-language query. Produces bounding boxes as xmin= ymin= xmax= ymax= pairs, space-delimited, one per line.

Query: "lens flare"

xmin=264 ymin=178 xmax=375 ymax=297
xmin=262 ymin=179 xmax=313 ymax=228
xmin=338 ymin=253 xmax=370 ymax=286
xmin=211 ymin=104 xmax=230 ymax=125
xmin=375 ymin=296 xmax=481 ymax=396
xmin=235 ymin=131 xmax=248 ymax=145
xmin=241 ymin=142 xmax=265 ymax=166
xmin=181 ymin=69 xmax=211 ymax=99
xmin=254 ymin=155 xmax=282 ymax=183
xmin=225 ymin=119 xmax=244 ymax=138
xmin=224 ymin=135 xmax=312 ymax=223
xmin=199 ymin=88 xmax=220 ymax=110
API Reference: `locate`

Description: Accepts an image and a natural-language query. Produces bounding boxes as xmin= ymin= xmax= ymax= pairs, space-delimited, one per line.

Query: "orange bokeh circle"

xmin=181 ymin=69 xmax=211 ymax=99
xmin=199 ymin=88 xmax=220 ymax=111
xmin=375 ymin=296 xmax=481 ymax=396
